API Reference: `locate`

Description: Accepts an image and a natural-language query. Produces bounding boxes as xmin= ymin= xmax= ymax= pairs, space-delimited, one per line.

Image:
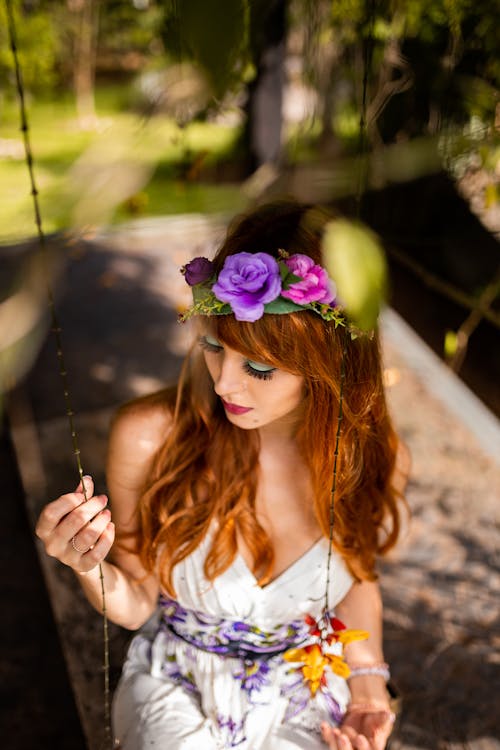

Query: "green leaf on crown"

xmin=192 ymin=282 xmax=216 ymax=305
xmin=264 ymin=297 xmax=304 ymax=314
xmin=278 ymin=261 xmax=302 ymax=288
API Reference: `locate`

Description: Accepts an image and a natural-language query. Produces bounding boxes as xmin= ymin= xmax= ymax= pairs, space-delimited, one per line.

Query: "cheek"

xmin=272 ymin=376 xmax=304 ymax=411
xmin=289 ymin=381 xmax=305 ymax=409
xmin=204 ymin=353 xmax=219 ymax=382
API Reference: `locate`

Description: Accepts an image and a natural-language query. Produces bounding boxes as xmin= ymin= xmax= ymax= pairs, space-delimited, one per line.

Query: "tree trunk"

xmin=72 ymin=0 xmax=99 ymax=128
xmin=244 ymin=0 xmax=286 ymax=172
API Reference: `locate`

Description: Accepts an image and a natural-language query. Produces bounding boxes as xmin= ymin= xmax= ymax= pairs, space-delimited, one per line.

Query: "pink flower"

xmin=281 ymin=254 xmax=335 ymax=305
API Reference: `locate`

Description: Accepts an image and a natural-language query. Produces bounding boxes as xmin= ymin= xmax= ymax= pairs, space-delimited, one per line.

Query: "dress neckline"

xmin=235 ymin=537 xmax=325 ymax=591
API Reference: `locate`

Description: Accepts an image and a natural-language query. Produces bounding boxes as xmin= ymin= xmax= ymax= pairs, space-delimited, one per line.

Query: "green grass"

xmin=0 ymin=87 xmax=244 ymax=244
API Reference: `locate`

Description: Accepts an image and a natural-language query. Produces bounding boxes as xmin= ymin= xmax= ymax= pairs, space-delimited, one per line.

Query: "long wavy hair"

xmin=133 ymin=201 xmax=404 ymax=596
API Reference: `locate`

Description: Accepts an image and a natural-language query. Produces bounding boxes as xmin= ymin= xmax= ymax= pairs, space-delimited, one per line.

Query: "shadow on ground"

xmin=23 ymin=237 xmax=184 ymax=420
xmin=3 ymin=219 xmax=499 ymax=749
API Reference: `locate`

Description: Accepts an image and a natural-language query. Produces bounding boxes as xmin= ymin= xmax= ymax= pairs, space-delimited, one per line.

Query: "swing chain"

xmin=323 ymin=335 xmax=348 ymax=617
xmin=5 ymin=1 xmax=112 ymax=746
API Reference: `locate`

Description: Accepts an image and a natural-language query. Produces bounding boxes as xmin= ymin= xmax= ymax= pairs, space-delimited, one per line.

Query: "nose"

xmin=212 ymin=352 xmax=246 ymax=398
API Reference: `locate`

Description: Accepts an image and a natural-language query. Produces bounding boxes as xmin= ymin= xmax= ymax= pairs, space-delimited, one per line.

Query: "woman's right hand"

xmin=35 ymin=475 xmax=115 ymax=573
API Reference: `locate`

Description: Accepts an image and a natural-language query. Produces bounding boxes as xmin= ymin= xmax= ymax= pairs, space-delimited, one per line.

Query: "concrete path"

xmin=7 ymin=215 xmax=500 ymax=750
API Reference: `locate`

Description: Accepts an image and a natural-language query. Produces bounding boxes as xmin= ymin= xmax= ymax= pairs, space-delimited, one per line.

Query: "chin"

xmin=225 ymin=413 xmax=260 ymax=430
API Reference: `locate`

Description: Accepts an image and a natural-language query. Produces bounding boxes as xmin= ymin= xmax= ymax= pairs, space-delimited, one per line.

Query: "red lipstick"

xmin=221 ymin=399 xmax=253 ymax=415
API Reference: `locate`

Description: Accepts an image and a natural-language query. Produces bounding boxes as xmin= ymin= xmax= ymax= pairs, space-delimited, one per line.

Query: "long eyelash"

xmin=243 ymin=362 xmax=275 ymax=381
xmin=198 ymin=337 xmax=222 ymax=354
xmin=199 ymin=336 xmax=274 ymax=380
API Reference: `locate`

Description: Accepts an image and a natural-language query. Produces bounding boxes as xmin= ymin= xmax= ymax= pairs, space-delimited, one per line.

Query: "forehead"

xmin=196 ymin=312 xmax=309 ymax=378
xmin=199 ymin=322 xmax=258 ymax=359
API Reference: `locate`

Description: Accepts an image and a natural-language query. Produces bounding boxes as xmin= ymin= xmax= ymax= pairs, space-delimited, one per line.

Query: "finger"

xmin=372 ymin=711 xmax=396 ymax=733
xmin=36 ymin=490 xmax=90 ymax=539
xmin=71 ymin=508 xmax=112 ymax=553
xmin=78 ymin=522 xmax=115 ymax=573
xmin=340 ymin=726 xmax=361 ymax=748
xmin=372 ymin=732 xmax=390 ymax=750
xmin=341 ymin=712 xmax=394 ymax=750
xmin=321 ymin=724 xmax=340 ymax=749
xmin=43 ymin=495 xmax=108 ymax=558
xmin=57 ymin=495 xmax=108 ymax=541
xmin=369 ymin=713 xmax=395 ymax=750
xmin=75 ymin=474 xmax=94 ymax=498
xmin=360 ymin=711 xmax=395 ymax=746
xmin=353 ymin=735 xmax=370 ymax=750
xmin=335 ymin=731 xmax=354 ymax=750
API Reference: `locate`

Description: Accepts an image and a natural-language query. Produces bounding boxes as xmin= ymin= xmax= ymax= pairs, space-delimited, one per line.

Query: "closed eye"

xmin=243 ymin=360 xmax=276 ymax=380
xmin=199 ymin=335 xmax=276 ymax=381
xmin=199 ymin=335 xmax=223 ymax=353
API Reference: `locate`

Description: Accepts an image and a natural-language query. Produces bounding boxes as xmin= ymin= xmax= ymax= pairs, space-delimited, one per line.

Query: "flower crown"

xmin=179 ymin=249 xmax=347 ymax=326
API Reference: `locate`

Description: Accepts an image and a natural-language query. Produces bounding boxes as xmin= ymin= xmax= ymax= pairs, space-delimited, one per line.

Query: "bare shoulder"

xmin=110 ymin=389 xmax=173 ymax=453
xmin=107 ymin=388 xmax=175 ymax=493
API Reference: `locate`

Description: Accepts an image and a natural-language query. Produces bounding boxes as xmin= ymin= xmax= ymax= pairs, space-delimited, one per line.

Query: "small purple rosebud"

xmin=183 ymin=256 xmax=215 ymax=286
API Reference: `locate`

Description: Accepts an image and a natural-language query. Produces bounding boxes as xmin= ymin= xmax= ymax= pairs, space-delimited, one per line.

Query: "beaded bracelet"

xmin=347 ymin=662 xmax=391 ymax=682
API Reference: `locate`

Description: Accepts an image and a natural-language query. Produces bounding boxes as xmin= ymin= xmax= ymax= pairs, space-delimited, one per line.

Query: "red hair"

xmin=135 ymin=202 xmax=404 ymax=596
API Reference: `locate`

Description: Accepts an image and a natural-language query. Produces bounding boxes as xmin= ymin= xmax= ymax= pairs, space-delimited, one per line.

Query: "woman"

xmin=36 ymin=201 xmax=405 ymax=750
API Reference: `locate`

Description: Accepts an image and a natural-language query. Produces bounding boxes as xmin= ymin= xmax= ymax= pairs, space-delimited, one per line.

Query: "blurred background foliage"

xmin=0 ymin=0 xmax=498 ymax=410
xmin=0 ymin=0 xmax=497 ymax=226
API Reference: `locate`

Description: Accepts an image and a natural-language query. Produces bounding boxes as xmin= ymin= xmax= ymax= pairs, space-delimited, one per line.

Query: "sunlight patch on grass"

xmin=0 ymin=89 xmax=242 ymax=244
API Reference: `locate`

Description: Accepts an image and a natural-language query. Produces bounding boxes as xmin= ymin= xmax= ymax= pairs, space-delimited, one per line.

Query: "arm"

xmin=36 ymin=398 xmax=170 ymax=630
xmin=322 ymin=581 xmax=394 ymax=750
xmin=336 ymin=580 xmax=389 ymax=706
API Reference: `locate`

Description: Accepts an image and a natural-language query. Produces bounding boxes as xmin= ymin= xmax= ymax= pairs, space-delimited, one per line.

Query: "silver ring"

xmin=71 ymin=535 xmax=90 ymax=554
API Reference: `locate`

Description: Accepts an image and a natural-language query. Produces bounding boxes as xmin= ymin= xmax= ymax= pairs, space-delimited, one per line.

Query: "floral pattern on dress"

xmin=161 ymin=653 xmax=199 ymax=696
xmin=216 ymin=714 xmax=248 ymax=747
xmin=280 ymin=663 xmax=343 ymax=725
xmin=159 ymin=594 xmax=310 ymax=659
xmin=234 ymin=660 xmax=271 ymax=695
xmin=157 ymin=596 xmax=348 ymax=742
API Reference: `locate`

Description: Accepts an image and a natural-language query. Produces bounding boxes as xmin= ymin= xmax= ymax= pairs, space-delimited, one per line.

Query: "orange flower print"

xmin=283 ymin=614 xmax=369 ymax=696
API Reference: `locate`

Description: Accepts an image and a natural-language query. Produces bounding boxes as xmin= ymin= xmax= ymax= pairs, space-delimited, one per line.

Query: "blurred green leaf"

xmin=322 ymin=219 xmax=387 ymax=331
xmin=0 ymin=252 xmax=54 ymax=394
xmin=485 ymin=183 xmax=499 ymax=209
xmin=160 ymin=0 xmax=250 ymax=99
xmin=444 ymin=330 xmax=458 ymax=359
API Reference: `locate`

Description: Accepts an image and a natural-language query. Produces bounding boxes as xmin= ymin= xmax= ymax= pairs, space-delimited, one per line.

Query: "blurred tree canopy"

xmin=1 ymin=0 xmax=497 ymax=129
xmin=1 ymin=0 xmax=498 ymax=405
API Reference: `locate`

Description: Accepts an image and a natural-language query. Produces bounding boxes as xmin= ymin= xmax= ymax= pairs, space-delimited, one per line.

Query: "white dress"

xmin=113 ymin=533 xmax=354 ymax=750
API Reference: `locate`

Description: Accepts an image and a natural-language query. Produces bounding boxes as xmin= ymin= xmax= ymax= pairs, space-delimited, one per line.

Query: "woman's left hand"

xmin=321 ymin=706 xmax=395 ymax=750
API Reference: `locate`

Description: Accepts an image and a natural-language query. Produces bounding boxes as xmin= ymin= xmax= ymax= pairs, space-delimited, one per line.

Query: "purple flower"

xmin=183 ymin=256 xmax=214 ymax=286
xmin=216 ymin=715 xmax=246 ymax=746
xmin=323 ymin=690 xmax=344 ymax=724
xmin=282 ymin=254 xmax=335 ymax=305
xmin=212 ymin=252 xmax=282 ymax=322
xmin=159 ymin=595 xmax=188 ymax=624
xmin=235 ymin=661 xmax=271 ymax=695
xmin=232 ymin=621 xmax=252 ymax=633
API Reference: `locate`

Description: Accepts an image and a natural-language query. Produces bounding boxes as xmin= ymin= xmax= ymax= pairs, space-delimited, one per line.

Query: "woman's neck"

xmin=257 ymin=407 xmax=303 ymax=448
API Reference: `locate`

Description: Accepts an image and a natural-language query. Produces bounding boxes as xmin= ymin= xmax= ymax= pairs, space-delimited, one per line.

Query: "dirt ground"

xmin=4 ymin=217 xmax=500 ymax=750
xmin=379 ymin=337 xmax=499 ymax=749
